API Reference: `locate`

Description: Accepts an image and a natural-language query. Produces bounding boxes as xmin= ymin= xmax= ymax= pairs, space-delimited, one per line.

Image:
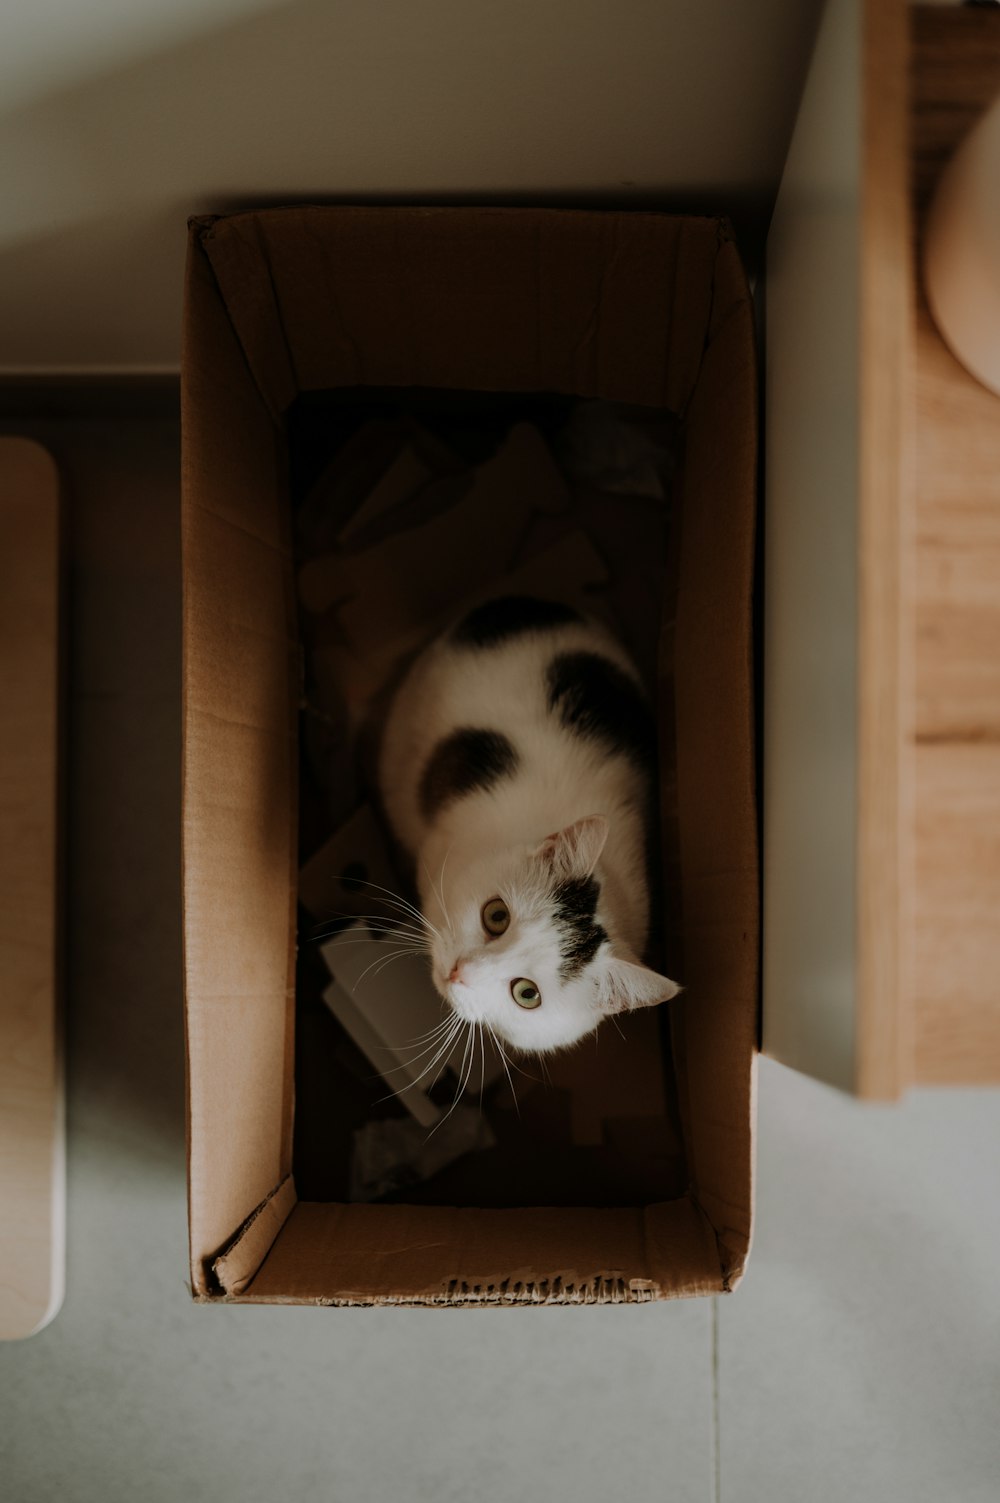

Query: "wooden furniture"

xmin=911 ymin=6 xmax=1000 ymax=1085
xmin=0 ymin=438 xmax=65 ymax=1339
xmin=764 ymin=0 xmax=1000 ymax=1098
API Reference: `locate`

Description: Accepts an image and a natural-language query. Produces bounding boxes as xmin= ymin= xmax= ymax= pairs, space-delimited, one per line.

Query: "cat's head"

xmin=423 ymin=815 xmax=679 ymax=1053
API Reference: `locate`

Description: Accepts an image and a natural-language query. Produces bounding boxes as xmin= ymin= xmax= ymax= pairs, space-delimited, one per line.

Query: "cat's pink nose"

xmin=448 ymin=962 xmax=467 ymax=986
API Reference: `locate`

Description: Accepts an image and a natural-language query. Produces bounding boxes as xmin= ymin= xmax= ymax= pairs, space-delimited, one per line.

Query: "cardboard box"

xmin=181 ymin=206 xmax=758 ymax=1305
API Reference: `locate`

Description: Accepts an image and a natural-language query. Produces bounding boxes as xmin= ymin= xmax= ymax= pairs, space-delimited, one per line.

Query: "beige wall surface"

xmin=0 ymin=0 xmax=824 ymax=372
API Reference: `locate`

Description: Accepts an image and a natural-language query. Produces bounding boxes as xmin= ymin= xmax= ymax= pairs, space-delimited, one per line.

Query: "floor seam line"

xmin=712 ymin=1295 xmax=721 ymax=1503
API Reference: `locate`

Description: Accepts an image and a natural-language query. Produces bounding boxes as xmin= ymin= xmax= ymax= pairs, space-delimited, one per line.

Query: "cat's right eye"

xmin=481 ymin=897 xmax=510 ymax=936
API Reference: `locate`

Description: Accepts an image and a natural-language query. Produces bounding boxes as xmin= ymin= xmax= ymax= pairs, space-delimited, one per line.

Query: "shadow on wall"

xmin=0 ymin=211 xmax=194 ymax=375
xmin=0 ymin=0 xmax=826 ymax=369
xmin=0 ymin=415 xmax=187 ymax=1159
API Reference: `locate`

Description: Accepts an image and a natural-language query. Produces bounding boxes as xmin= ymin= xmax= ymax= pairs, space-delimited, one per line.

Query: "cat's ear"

xmin=535 ymin=814 xmax=609 ymax=880
xmin=597 ymin=956 xmax=681 ymax=1015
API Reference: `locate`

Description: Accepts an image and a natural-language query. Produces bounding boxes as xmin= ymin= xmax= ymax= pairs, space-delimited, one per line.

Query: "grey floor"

xmin=2 ymin=416 xmax=999 ymax=1503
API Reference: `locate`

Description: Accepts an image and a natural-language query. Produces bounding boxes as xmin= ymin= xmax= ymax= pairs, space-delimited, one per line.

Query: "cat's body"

xmin=378 ymin=596 xmax=679 ymax=1053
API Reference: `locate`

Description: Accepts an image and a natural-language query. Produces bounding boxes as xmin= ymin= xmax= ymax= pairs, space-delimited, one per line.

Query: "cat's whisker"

xmin=425 ymin=1020 xmax=475 ymax=1139
xmin=486 ymin=1023 xmax=540 ymax=1085
xmin=420 ymin=857 xmax=453 ymax=941
xmin=311 ymin=933 xmax=427 ymax=952
xmin=335 ymin=874 xmax=426 ymax=914
xmin=375 ymin=1050 xmax=460 ymax=1106
xmin=368 ymin=1032 xmax=448 ymax=1063
xmin=369 ymin=948 xmax=422 ymax=981
xmin=338 ymin=913 xmax=431 ymax=941
xmin=375 ymin=1016 xmax=457 ymax=1072
xmin=404 ymin=1017 xmax=462 ymax=1088
xmin=435 ymin=842 xmax=455 ymax=931
xmin=426 ymin=1027 xmax=461 ymax=1095
xmin=373 ymin=1017 xmax=462 ymax=1101
xmin=355 ymin=917 xmax=430 ymax=938
xmin=361 ymin=951 xmax=417 ymax=986
xmin=416 ymin=1017 xmax=463 ymax=1081
xmin=393 ymin=1014 xmax=459 ymax=1052
xmin=405 ymin=1009 xmax=458 ymax=1044
xmin=322 ymin=942 xmax=427 ymax=968
xmin=304 ymin=913 xmax=430 ymax=946
xmin=339 ymin=877 xmax=442 ymax=940
xmin=311 ymin=879 xmax=439 ymax=945
xmin=351 ymin=948 xmax=421 ymax=993
xmin=421 ymin=1042 xmax=465 ymax=1138
xmin=486 ymin=1021 xmax=520 ymax=1117
xmin=455 ymin=1021 xmax=474 ymax=1095
xmin=456 ymin=1024 xmax=479 ymax=1114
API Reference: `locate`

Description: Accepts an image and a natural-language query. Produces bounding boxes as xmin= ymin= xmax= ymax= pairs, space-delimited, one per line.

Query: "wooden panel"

xmin=911 ymin=8 xmax=1000 ymax=1085
xmin=0 ymin=438 xmax=64 ymax=1339
xmin=914 ymin=744 xmax=1000 ymax=1084
xmin=914 ymin=300 xmax=1000 ymax=742
xmin=911 ymin=6 xmax=1000 ymax=223
xmin=855 ymin=0 xmax=915 ymax=1099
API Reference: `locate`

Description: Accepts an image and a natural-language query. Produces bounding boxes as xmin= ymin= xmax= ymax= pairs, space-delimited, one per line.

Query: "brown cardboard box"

xmin=181 ymin=206 xmax=758 ymax=1305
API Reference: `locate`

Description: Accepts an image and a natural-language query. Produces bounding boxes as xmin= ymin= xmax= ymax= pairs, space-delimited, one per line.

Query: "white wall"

xmin=0 ymin=0 xmax=823 ymax=371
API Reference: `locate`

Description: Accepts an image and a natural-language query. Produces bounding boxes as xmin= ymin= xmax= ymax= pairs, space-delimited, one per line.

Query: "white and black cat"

xmin=378 ymin=595 xmax=679 ymax=1055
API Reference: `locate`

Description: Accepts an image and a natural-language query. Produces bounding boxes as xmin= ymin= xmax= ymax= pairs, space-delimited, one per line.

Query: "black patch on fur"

xmin=545 ymin=651 xmax=654 ymax=767
xmin=552 ymin=875 xmax=607 ymax=979
xmin=418 ymin=728 xmax=520 ymax=820
xmin=452 ymin=596 xmax=582 ymax=649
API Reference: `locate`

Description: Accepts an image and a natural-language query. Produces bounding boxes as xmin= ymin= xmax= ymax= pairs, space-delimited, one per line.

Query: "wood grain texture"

xmin=0 ymin=437 xmax=64 ymax=1339
xmin=911 ymin=7 xmax=1000 ymax=1085
xmin=855 ymin=0 xmax=915 ymax=1099
xmin=911 ymin=6 xmax=1000 ymax=224
xmin=914 ymin=299 xmax=1000 ymax=742
xmin=914 ymin=744 xmax=1000 ymax=1083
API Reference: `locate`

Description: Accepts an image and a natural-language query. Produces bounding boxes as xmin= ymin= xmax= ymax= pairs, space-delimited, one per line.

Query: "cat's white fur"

xmin=378 ymin=610 xmax=679 ymax=1053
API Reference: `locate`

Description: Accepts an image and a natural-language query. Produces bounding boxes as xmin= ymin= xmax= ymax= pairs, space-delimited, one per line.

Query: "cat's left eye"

xmin=481 ymin=897 xmax=510 ymax=936
xmin=511 ymin=978 xmax=541 ymax=1009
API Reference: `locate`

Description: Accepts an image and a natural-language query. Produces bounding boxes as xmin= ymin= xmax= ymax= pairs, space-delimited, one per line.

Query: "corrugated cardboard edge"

xmin=224 ymin=1196 xmax=722 ymax=1307
xmin=190 ymin=214 xmax=298 ymax=421
xmin=717 ymin=1050 xmax=759 ymax=1293
xmin=181 ymin=221 xmax=300 ymax=1296
xmin=195 ymin=205 xmax=718 ymax=416
xmin=212 ymin=1175 xmax=297 ymax=1296
xmin=667 ymin=228 xmax=760 ymax=1293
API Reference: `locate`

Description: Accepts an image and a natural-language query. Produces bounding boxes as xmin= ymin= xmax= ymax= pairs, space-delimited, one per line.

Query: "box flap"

xmin=213 ymin=1175 xmax=297 ymax=1296
xmin=195 ymin=207 xmax=719 ymax=414
xmin=181 ymin=231 xmax=299 ymax=1294
xmin=665 ymin=236 xmax=760 ymax=1282
xmin=241 ymin=1197 xmax=722 ymax=1305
